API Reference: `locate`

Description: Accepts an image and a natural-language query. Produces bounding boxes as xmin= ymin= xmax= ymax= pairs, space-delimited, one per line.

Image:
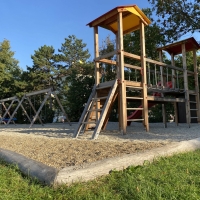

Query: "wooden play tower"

xmin=74 ymin=5 xmax=200 ymax=139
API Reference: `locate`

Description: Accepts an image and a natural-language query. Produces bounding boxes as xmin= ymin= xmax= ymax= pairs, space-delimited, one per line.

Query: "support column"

xmin=159 ymin=50 xmax=167 ymax=128
xmin=118 ymin=12 xmax=126 ymax=134
xmin=116 ymin=33 xmax=121 ymax=130
xmin=182 ymin=43 xmax=190 ymax=127
xmin=94 ymin=26 xmax=100 ymax=126
xmin=193 ymin=49 xmax=200 ymax=123
xmin=171 ymin=53 xmax=178 ymax=126
xmin=94 ymin=26 xmax=100 ymax=85
xmin=140 ymin=21 xmax=149 ymax=131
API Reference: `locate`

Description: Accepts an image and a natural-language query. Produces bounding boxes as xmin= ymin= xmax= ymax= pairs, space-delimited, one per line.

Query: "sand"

xmin=0 ymin=122 xmax=199 ymax=169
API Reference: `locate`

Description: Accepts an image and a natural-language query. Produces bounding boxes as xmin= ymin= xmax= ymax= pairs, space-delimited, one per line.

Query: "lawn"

xmin=1 ymin=150 xmax=200 ymax=199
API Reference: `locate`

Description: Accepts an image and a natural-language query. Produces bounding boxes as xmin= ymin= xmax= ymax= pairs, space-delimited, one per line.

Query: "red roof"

xmin=157 ymin=37 xmax=200 ymax=55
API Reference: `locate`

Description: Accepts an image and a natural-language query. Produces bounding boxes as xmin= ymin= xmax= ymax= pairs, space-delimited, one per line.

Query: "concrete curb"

xmin=1 ymin=137 xmax=200 ymax=185
xmin=0 ymin=148 xmax=58 ymax=185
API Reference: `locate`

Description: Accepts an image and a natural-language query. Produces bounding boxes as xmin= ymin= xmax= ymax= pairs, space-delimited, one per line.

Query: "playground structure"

xmin=74 ymin=5 xmax=200 ymax=139
xmin=0 ymin=88 xmax=71 ymax=128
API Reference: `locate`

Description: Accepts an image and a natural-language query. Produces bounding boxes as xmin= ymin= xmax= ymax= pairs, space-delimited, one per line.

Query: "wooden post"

xmin=94 ymin=26 xmax=100 ymax=125
xmin=140 ymin=21 xmax=149 ymax=131
xmin=94 ymin=26 xmax=100 ymax=85
xmin=171 ymin=53 xmax=178 ymax=126
xmin=159 ymin=50 xmax=167 ymax=128
xmin=116 ymin=33 xmax=121 ymax=130
xmin=182 ymin=43 xmax=190 ymax=127
xmin=118 ymin=12 xmax=126 ymax=134
xmin=193 ymin=49 xmax=200 ymax=122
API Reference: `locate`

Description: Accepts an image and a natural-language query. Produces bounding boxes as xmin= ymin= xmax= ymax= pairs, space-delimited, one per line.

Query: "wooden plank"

xmin=118 ymin=12 xmax=127 ymax=135
xmin=159 ymin=50 xmax=167 ymax=128
xmin=123 ymin=51 xmax=141 ymax=61
xmin=140 ymin=21 xmax=149 ymax=132
xmin=171 ymin=53 xmax=178 ymax=126
xmin=94 ymin=50 xmax=117 ymax=62
xmin=97 ymin=80 xmax=115 ymax=89
xmin=127 ymin=108 xmax=143 ymax=110
xmin=97 ymin=58 xmax=117 ymax=65
xmin=94 ymin=26 xmax=100 ymax=85
xmin=124 ymin=63 xmax=141 ymax=70
xmin=125 ymin=80 xmax=142 ymax=87
xmin=116 ymin=33 xmax=121 ymax=131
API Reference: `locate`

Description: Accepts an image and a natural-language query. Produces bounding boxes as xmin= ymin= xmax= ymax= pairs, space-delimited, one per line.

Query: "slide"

xmin=127 ymin=81 xmax=172 ymax=126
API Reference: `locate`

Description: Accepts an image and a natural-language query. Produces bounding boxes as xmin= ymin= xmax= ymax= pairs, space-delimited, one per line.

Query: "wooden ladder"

xmin=126 ymin=85 xmax=144 ymax=125
xmin=73 ymin=80 xmax=118 ymax=139
xmin=189 ymin=93 xmax=199 ymax=122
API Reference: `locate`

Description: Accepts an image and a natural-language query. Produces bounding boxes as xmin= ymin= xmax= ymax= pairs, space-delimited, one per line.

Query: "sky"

xmin=1 ymin=0 xmax=199 ymax=71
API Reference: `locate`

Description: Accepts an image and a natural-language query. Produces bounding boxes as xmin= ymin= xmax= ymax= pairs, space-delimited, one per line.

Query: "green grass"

xmin=1 ymin=150 xmax=200 ymax=199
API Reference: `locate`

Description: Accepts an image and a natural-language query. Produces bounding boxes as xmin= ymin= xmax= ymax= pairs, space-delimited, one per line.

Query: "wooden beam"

xmin=118 ymin=12 xmax=127 ymax=135
xmin=140 ymin=21 xmax=149 ymax=132
xmin=159 ymin=50 xmax=167 ymax=128
xmin=124 ymin=63 xmax=141 ymax=70
xmin=146 ymin=58 xmax=184 ymax=72
xmin=182 ymin=43 xmax=190 ymax=127
xmin=94 ymin=26 xmax=100 ymax=85
xmin=94 ymin=26 xmax=100 ymax=123
xmin=97 ymin=59 xmax=117 ymax=65
xmin=171 ymin=53 xmax=178 ymax=126
xmin=123 ymin=51 xmax=141 ymax=60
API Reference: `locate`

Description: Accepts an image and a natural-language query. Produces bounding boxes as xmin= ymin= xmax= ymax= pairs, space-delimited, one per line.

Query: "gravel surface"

xmin=0 ymin=122 xmax=199 ymax=169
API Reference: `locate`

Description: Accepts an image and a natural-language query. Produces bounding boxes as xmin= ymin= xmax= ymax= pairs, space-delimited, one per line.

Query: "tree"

xmin=64 ymin=62 xmax=95 ymax=121
xmin=56 ymin=35 xmax=90 ymax=69
xmin=26 ymin=45 xmax=58 ymax=91
xmin=148 ymin=0 xmax=200 ymax=41
xmin=0 ymin=39 xmax=23 ymax=98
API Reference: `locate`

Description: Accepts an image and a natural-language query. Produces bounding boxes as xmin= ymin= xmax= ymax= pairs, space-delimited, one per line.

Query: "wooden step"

xmin=126 ymin=86 xmax=143 ymax=89
xmin=87 ymin=109 xmax=102 ymax=112
xmin=127 ymin=119 xmax=144 ymax=122
xmin=82 ymin=121 xmax=97 ymax=124
xmin=189 ymin=101 xmax=197 ymax=104
xmin=127 ymin=108 xmax=143 ymax=110
xmin=126 ymin=97 xmax=143 ymax=100
xmin=92 ymin=96 xmax=108 ymax=100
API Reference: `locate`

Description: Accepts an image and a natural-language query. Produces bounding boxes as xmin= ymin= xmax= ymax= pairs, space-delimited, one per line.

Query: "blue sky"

xmin=1 ymin=0 xmax=199 ymax=70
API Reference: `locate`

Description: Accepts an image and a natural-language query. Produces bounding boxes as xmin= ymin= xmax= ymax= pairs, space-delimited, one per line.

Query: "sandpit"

xmin=0 ymin=122 xmax=200 ymax=170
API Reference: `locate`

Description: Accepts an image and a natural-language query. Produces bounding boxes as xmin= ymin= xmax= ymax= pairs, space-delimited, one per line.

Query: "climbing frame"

xmin=74 ymin=4 xmax=200 ymax=139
